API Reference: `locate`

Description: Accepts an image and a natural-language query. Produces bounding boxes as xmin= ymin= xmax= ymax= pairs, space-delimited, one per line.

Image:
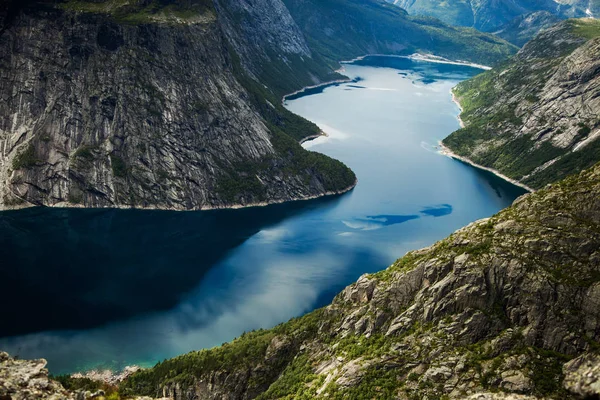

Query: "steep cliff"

xmin=117 ymin=161 xmax=600 ymax=399
xmin=0 ymin=0 xmax=356 ymax=211
xmin=443 ymin=18 xmax=600 ymax=190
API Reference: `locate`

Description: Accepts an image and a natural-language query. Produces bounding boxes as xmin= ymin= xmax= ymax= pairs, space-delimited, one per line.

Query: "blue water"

xmin=0 ymin=56 xmax=526 ymax=374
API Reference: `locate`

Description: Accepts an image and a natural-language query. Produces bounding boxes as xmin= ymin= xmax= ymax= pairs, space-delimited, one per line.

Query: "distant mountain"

xmin=385 ymin=0 xmax=592 ymax=32
xmin=283 ymin=0 xmax=516 ymax=65
xmin=443 ymin=18 xmax=600 ymax=189
xmin=494 ymin=11 xmax=562 ymax=46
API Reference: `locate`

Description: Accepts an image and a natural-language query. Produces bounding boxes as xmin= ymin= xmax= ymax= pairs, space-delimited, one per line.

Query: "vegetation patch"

xmin=567 ymin=18 xmax=600 ymax=40
xmin=12 ymin=144 xmax=40 ymax=170
xmin=59 ymin=0 xmax=215 ymax=25
xmin=110 ymin=154 xmax=127 ymax=178
xmin=53 ymin=375 xmax=119 ymax=399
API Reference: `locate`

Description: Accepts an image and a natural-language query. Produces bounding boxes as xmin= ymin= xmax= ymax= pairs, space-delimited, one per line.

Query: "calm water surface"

xmin=0 ymin=56 xmax=526 ymax=374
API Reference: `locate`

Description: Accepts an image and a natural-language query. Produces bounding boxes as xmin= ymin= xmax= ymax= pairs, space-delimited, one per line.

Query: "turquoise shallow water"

xmin=0 ymin=56 xmax=526 ymax=374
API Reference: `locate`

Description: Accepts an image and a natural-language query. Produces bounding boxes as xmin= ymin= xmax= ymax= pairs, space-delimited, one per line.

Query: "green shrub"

xmin=110 ymin=154 xmax=127 ymax=178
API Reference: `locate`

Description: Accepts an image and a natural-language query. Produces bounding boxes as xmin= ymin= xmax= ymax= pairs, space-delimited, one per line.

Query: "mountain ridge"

xmin=443 ymin=18 xmax=600 ymax=190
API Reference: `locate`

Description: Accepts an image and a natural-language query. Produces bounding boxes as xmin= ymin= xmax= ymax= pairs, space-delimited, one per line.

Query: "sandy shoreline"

xmin=437 ymin=141 xmax=534 ymax=192
xmin=341 ymin=53 xmax=491 ymax=70
xmin=450 ymin=89 xmax=465 ymax=128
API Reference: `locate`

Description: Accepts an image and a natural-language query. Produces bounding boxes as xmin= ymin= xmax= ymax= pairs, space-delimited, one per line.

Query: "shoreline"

xmin=299 ymin=130 xmax=329 ymax=145
xmin=445 ymin=86 xmax=533 ymax=193
xmin=0 ymin=179 xmax=358 ymax=213
xmin=340 ymin=53 xmax=492 ymax=70
xmin=282 ymin=51 xmax=490 ymax=106
xmin=450 ymin=89 xmax=465 ymax=128
xmin=281 ymin=78 xmax=352 ymax=104
xmin=437 ymin=141 xmax=534 ymax=192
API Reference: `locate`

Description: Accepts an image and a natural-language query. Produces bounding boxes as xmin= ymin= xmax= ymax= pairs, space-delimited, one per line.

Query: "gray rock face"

xmin=0 ymin=351 xmax=160 ymax=399
xmin=563 ymin=353 xmax=600 ymax=397
xmin=214 ymin=0 xmax=311 ymax=76
xmin=0 ymin=3 xmax=354 ymax=211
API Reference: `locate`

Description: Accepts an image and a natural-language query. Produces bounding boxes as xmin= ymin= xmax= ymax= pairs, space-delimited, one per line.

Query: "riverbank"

xmin=341 ymin=53 xmax=492 ymax=70
xmin=299 ymin=130 xmax=329 ymax=145
xmin=444 ymin=86 xmax=533 ymax=192
xmin=282 ymin=79 xmax=353 ymax=104
xmin=437 ymin=141 xmax=534 ymax=192
xmin=0 ymin=178 xmax=358 ymax=213
xmin=451 ymin=89 xmax=465 ymax=128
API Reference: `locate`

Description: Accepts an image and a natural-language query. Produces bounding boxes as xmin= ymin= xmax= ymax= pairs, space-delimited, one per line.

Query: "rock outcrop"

xmin=119 ymin=161 xmax=600 ymax=399
xmin=444 ymin=18 xmax=600 ymax=190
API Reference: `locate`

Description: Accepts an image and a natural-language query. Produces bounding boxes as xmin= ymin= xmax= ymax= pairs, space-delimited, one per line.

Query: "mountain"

xmin=110 ymin=160 xmax=600 ymax=399
xmin=282 ymin=0 xmax=516 ymax=66
xmin=494 ymin=11 xmax=562 ymax=46
xmin=386 ymin=0 xmax=591 ymax=33
xmin=0 ymin=0 xmax=357 ymax=211
xmin=0 ymin=0 xmax=515 ymax=211
xmin=443 ymin=18 xmax=600 ymax=190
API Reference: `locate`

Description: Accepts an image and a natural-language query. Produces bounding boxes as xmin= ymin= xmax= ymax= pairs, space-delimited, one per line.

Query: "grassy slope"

xmin=443 ymin=19 xmax=600 ymax=189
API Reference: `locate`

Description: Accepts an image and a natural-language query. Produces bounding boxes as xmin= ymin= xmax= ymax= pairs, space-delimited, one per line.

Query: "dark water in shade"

xmin=0 ymin=56 xmax=527 ymax=374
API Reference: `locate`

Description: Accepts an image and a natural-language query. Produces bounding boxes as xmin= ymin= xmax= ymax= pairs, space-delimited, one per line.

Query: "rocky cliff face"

xmin=118 ymin=161 xmax=600 ymax=399
xmin=0 ymin=0 xmax=356 ymax=211
xmin=443 ymin=18 xmax=600 ymax=190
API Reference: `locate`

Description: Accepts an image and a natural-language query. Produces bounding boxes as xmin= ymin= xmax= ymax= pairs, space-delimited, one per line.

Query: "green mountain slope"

xmin=443 ymin=18 xmax=600 ymax=190
xmin=388 ymin=0 xmax=591 ymax=32
xmin=283 ymin=0 xmax=517 ymax=66
xmin=118 ymin=161 xmax=600 ymax=399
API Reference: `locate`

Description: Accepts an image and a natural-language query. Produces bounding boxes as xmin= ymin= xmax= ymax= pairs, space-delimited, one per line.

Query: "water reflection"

xmin=0 ymin=195 xmax=343 ymax=337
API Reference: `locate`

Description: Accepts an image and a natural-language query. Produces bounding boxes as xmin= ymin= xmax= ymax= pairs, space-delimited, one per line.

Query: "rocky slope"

xmin=0 ymin=0 xmax=359 ymax=211
xmin=114 ymin=160 xmax=600 ymax=399
xmin=443 ymin=18 xmax=600 ymax=190
xmin=0 ymin=351 xmax=157 ymax=400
